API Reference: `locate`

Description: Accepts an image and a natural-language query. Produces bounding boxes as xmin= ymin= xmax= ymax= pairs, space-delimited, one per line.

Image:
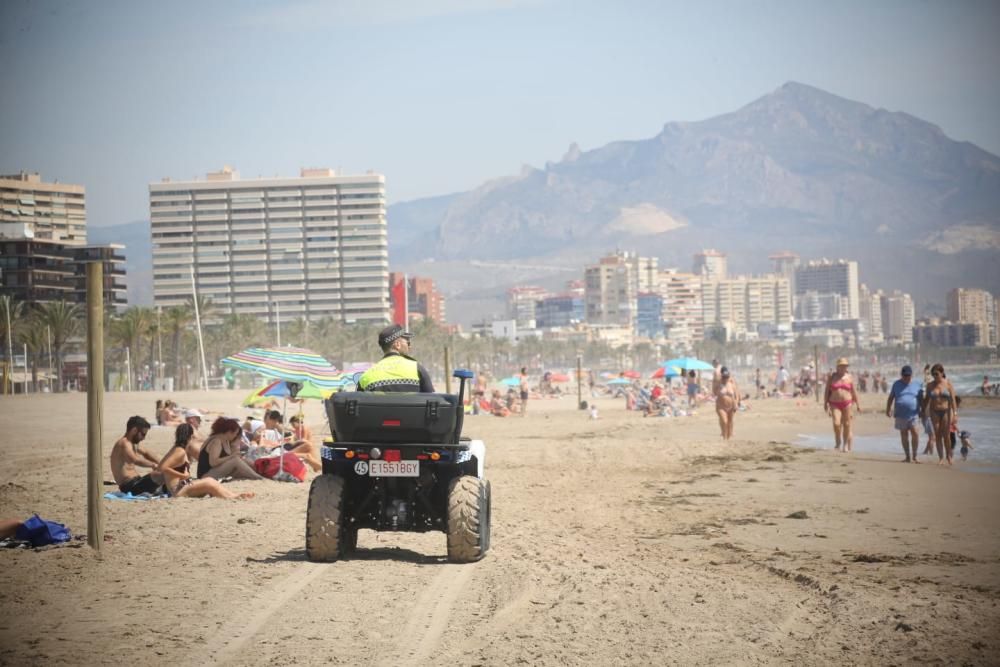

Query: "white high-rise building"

xmin=859 ymin=283 xmax=884 ymax=345
xmin=702 ymin=275 xmax=792 ymax=336
xmin=693 ymin=249 xmax=727 ymax=280
xmin=150 ymin=167 xmax=388 ymax=324
xmin=947 ymin=288 xmax=997 ymax=345
xmin=794 ymin=259 xmax=860 ymax=319
xmin=584 ymin=251 xmax=658 ymax=328
xmin=658 ymin=269 xmax=704 ymax=349
xmin=881 ymin=290 xmax=915 ymax=345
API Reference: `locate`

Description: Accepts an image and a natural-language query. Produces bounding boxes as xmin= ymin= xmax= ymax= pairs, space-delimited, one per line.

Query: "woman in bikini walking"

xmin=824 ymin=357 xmax=862 ymax=452
xmin=923 ymin=363 xmax=958 ymax=465
xmin=714 ymin=366 xmax=741 ymax=440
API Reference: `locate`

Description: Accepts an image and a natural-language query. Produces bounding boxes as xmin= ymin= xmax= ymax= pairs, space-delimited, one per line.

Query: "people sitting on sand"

xmin=490 ymin=390 xmax=511 ymax=417
xmin=258 ymin=410 xmax=286 ymax=449
xmin=158 ymin=400 xmax=183 ymax=426
xmin=198 ymin=417 xmax=265 ymax=481
xmin=284 ymin=414 xmax=322 ymax=472
xmin=156 ymin=424 xmax=254 ymax=499
xmin=110 ymin=416 xmax=163 ymax=495
xmin=182 ymin=409 xmax=205 ymax=464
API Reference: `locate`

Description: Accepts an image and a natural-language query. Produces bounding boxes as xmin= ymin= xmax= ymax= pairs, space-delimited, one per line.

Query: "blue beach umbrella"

xmin=499 ymin=377 xmax=521 ymax=387
xmin=661 ymin=357 xmax=713 ymax=372
xmin=607 ymin=378 xmax=632 ymax=386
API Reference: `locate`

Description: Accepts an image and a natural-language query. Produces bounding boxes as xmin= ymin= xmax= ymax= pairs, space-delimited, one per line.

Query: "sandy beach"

xmin=0 ymin=390 xmax=998 ymax=665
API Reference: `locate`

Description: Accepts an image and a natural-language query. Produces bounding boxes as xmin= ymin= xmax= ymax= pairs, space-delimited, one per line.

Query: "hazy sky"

xmin=1 ymin=0 xmax=998 ymax=229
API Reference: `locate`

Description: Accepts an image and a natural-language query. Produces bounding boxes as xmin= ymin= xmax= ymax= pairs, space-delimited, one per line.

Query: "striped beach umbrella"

xmin=221 ymin=347 xmax=342 ymax=391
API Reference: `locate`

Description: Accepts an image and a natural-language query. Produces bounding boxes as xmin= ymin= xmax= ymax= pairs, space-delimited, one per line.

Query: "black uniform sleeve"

xmin=417 ymin=364 xmax=436 ymax=393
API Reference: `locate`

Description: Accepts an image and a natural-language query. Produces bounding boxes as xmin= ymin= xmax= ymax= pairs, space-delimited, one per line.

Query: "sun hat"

xmin=835 ymin=357 xmax=849 ymax=367
xmin=184 ymin=409 xmax=203 ymax=419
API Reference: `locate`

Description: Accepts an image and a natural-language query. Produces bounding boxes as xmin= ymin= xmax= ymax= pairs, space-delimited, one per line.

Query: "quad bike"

xmin=306 ymin=369 xmax=490 ymax=563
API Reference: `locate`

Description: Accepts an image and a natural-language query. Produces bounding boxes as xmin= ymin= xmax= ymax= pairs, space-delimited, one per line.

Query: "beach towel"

xmin=15 ymin=514 xmax=72 ymax=547
xmin=103 ymin=491 xmax=169 ymax=501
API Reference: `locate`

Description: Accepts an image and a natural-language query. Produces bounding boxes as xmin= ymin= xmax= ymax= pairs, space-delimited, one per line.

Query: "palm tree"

xmin=162 ymin=305 xmax=193 ymax=389
xmin=17 ymin=314 xmax=47 ymax=391
xmin=37 ymin=301 xmax=82 ymax=391
xmin=1 ymin=296 xmax=25 ymax=393
xmin=109 ymin=307 xmax=154 ymax=389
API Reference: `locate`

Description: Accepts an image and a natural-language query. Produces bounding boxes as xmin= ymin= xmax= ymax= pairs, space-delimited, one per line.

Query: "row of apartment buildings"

xmin=505 ymin=249 xmax=995 ymax=350
xmin=0 ymin=172 xmax=126 ymax=309
xmin=3 ymin=168 xmax=443 ymax=329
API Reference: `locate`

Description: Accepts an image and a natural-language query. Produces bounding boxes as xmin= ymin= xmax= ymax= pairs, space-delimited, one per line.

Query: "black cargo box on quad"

xmin=326 ymin=392 xmax=462 ymax=445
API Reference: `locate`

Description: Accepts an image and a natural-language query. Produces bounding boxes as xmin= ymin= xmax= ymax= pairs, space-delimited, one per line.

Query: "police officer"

xmin=358 ymin=324 xmax=435 ymax=392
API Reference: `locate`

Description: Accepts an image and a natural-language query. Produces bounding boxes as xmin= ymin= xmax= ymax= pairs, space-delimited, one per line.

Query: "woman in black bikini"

xmin=922 ymin=363 xmax=958 ymax=465
xmin=156 ymin=424 xmax=254 ymax=499
xmin=198 ymin=417 xmax=265 ymax=481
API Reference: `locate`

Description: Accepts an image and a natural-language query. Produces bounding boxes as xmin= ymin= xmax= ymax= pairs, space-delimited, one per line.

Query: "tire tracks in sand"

xmin=197 ymin=562 xmax=330 ymax=667
xmin=370 ymin=563 xmax=474 ymax=667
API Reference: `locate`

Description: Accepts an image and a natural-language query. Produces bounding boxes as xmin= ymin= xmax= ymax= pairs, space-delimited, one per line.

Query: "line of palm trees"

xmin=3 ymin=292 xmax=692 ymax=393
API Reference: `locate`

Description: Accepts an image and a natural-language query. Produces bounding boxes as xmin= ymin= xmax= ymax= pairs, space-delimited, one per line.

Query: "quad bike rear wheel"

xmin=446 ymin=476 xmax=491 ymax=563
xmin=306 ymin=475 xmax=349 ymax=562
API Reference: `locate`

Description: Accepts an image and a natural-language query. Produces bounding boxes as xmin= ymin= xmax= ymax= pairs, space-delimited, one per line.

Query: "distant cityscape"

xmin=2 ymin=169 xmax=997 ymax=368
xmin=488 ymin=249 xmax=999 ymax=352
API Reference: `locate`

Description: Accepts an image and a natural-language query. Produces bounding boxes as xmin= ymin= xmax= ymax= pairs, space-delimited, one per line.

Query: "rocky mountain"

xmin=389 ymin=82 xmax=1000 ymax=321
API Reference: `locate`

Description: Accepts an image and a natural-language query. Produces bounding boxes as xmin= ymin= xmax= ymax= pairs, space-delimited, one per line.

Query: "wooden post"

xmin=444 ymin=346 xmax=452 ymax=394
xmin=576 ymin=354 xmax=583 ymax=409
xmin=814 ymin=345 xmax=821 ymax=403
xmin=86 ymin=263 xmax=104 ymax=551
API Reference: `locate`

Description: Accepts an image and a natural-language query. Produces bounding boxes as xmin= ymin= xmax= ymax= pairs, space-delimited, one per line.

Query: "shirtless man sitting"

xmin=110 ymin=416 xmax=162 ymax=495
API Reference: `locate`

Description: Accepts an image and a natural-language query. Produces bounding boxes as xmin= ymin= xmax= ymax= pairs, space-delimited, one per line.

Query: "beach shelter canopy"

xmin=295 ymin=379 xmax=336 ymax=400
xmin=651 ymin=366 xmax=682 ymax=379
xmin=499 ymin=377 xmax=521 ymax=387
xmin=548 ymin=372 xmax=571 ymax=383
xmin=221 ymin=347 xmax=341 ymax=391
xmin=607 ymin=378 xmax=632 ymax=386
xmin=621 ymin=370 xmax=641 ymax=379
xmin=661 ymin=357 xmax=713 ymax=372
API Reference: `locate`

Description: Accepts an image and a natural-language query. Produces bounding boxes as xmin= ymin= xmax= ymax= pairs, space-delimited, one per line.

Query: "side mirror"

xmin=452 ymin=369 xmax=474 ymax=380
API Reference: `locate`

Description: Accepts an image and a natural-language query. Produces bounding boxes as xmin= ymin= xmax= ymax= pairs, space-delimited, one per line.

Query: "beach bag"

xmin=16 ymin=514 xmax=72 ymax=547
xmin=254 ymin=452 xmax=307 ymax=483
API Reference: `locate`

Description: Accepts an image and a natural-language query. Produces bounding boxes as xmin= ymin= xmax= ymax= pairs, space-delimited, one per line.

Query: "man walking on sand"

xmin=110 ymin=416 xmax=162 ymax=494
xmin=886 ymin=365 xmax=923 ymax=463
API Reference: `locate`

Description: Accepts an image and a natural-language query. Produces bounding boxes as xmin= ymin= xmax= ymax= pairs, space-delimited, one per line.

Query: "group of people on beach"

xmin=109 ymin=403 xmax=324 ymax=500
xmin=825 ymin=358 xmax=973 ymax=464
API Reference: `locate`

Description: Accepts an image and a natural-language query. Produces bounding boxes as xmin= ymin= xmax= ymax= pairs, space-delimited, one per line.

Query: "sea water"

xmin=796 ymin=409 xmax=1000 ymax=472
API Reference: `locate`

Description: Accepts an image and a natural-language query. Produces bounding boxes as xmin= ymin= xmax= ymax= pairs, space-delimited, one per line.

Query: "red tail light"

xmin=384 ymin=449 xmax=401 ymax=462
xmin=382 ymin=419 xmax=401 ymax=427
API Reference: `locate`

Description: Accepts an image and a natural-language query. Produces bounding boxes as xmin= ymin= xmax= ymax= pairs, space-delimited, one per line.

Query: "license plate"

xmin=369 ymin=460 xmax=419 ymax=477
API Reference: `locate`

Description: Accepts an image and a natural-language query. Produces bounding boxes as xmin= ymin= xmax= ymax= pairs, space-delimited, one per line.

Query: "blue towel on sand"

xmin=103 ymin=491 xmax=168 ymax=501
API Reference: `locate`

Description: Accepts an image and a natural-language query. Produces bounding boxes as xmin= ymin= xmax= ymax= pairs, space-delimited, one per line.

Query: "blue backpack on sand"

xmin=15 ymin=514 xmax=72 ymax=547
